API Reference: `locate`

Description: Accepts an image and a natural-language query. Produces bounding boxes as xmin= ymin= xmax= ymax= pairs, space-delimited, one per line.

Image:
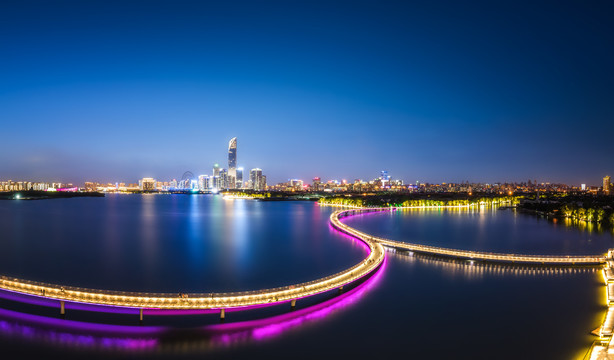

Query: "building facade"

xmin=250 ymin=168 xmax=266 ymax=191
xmin=228 ymin=137 xmax=237 ymax=189
xmin=236 ymin=167 xmax=243 ymax=189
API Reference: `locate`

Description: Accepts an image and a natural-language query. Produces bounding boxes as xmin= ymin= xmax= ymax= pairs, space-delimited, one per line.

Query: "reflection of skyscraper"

xmin=228 ymin=137 xmax=237 ymax=189
xmin=236 ymin=167 xmax=243 ymax=189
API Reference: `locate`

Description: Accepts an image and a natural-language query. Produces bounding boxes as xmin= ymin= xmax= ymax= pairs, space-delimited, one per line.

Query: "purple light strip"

xmin=207 ymin=256 xmax=387 ymax=344
xmin=0 ymin=307 xmax=164 ymax=336
xmin=1 ymin=212 xmax=379 ymax=315
xmin=0 ymin=259 xmax=386 ymax=353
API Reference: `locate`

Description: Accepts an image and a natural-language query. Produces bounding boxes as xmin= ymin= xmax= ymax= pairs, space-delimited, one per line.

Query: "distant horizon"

xmin=0 ymin=169 xmax=608 ymax=189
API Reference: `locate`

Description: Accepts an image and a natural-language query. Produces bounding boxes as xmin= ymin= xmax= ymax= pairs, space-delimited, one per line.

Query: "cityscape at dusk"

xmin=2 ymin=135 xmax=613 ymax=194
xmin=2 ymin=1 xmax=614 ymax=360
xmin=1 ymin=1 xmax=613 ymax=185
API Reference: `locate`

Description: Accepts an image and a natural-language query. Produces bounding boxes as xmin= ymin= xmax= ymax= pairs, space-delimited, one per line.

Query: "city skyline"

xmin=1 ymin=133 xmax=611 ymax=188
xmin=1 ymin=1 xmax=613 ymax=185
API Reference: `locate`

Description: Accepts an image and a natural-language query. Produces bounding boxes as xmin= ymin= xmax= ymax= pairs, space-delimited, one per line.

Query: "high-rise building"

xmin=236 ymin=167 xmax=243 ymax=189
xmin=228 ymin=137 xmax=237 ymax=189
xmin=312 ymin=177 xmax=321 ymax=191
xmin=212 ymin=176 xmax=220 ymax=190
xmin=198 ymin=175 xmax=210 ymax=191
xmin=290 ymin=179 xmax=303 ymax=189
xmin=604 ymin=176 xmax=611 ymax=195
xmin=213 ymin=164 xmax=221 ymax=178
xmin=219 ymin=168 xmax=228 ymax=189
xmin=380 ymin=170 xmax=390 ymax=188
xmin=139 ymin=177 xmax=156 ymax=191
xmin=250 ymin=168 xmax=266 ymax=191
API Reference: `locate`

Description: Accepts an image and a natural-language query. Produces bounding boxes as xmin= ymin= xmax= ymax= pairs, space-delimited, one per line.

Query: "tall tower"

xmin=228 ymin=137 xmax=237 ymax=189
xmin=604 ymin=176 xmax=611 ymax=195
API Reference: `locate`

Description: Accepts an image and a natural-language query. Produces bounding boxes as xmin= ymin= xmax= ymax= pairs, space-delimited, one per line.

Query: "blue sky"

xmin=1 ymin=1 xmax=613 ymax=185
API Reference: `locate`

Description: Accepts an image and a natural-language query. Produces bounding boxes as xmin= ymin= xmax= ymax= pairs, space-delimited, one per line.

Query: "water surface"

xmin=0 ymin=199 xmax=608 ymax=360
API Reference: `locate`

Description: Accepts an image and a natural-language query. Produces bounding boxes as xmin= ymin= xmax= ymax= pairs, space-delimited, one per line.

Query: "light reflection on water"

xmin=0 ymin=251 xmax=600 ymax=358
xmin=387 ymin=249 xmax=599 ymax=280
xmin=0 ymin=199 xmax=608 ymax=359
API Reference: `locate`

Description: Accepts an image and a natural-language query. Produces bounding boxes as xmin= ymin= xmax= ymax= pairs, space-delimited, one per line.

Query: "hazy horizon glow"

xmin=1 ymin=1 xmax=613 ymax=185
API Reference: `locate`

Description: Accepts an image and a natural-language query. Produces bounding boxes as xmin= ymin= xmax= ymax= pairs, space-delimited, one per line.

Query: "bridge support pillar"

xmin=60 ymin=301 xmax=65 ymax=316
xmin=291 ymin=299 xmax=296 ymax=309
xmin=139 ymin=308 xmax=143 ymax=323
xmin=220 ymin=308 xmax=225 ymax=321
xmin=338 ymin=285 xmax=344 ymax=293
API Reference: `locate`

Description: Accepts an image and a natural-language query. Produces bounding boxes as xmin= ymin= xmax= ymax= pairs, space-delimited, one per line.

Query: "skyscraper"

xmin=198 ymin=175 xmax=210 ymax=191
xmin=139 ymin=177 xmax=156 ymax=191
xmin=228 ymin=137 xmax=237 ymax=189
xmin=604 ymin=176 xmax=611 ymax=195
xmin=219 ymin=168 xmax=228 ymax=189
xmin=380 ymin=170 xmax=390 ymax=188
xmin=236 ymin=167 xmax=243 ymax=189
xmin=312 ymin=177 xmax=321 ymax=191
xmin=250 ymin=168 xmax=265 ymax=191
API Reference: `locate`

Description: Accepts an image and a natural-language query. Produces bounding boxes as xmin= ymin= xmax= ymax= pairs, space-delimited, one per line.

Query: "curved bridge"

xmin=0 ymin=205 xmax=605 ymax=315
xmin=0 ymin=214 xmax=385 ymax=311
xmin=333 ymin=207 xmax=606 ymax=265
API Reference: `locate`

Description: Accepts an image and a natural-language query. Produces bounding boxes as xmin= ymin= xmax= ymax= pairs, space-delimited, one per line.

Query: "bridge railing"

xmin=0 ymin=256 xmax=378 ymax=300
xmin=334 ymin=208 xmax=605 ymax=264
xmin=0 ymin=213 xmax=385 ymax=303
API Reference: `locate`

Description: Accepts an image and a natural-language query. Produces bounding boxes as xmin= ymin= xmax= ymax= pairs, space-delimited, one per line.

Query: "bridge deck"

xmin=0 ymin=213 xmax=385 ymax=310
xmin=335 ymin=207 xmax=605 ymax=265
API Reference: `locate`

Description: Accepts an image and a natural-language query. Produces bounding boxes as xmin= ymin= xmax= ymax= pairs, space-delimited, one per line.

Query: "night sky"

xmin=1 ymin=1 xmax=613 ymax=185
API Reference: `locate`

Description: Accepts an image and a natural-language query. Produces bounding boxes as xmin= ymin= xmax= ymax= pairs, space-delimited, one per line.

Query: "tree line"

xmin=318 ymin=194 xmax=519 ymax=208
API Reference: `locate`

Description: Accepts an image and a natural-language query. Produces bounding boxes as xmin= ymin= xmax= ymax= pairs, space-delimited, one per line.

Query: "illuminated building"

xmin=312 ymin=177 xmax=321 ymax=191
xmin=139 ymin=178 xmax=156 ymax=191
xmin=198 ymin=175 xmax=210 ymax=191
xmin=380 ymin=170 xmax=390 ymax=188
xmin=220 ymin=168 xmax=228 ymax=189
xmin=604 ymin=176 xmax=611 ymax=195
xmin=236 ymin=167 xmax=243 ymax=189
xmin=250 ymin=168 xmax=266 ymax=191
xmin=290 ymin=179 xmax=303 ymax=190
xmin=581 ymin=184 xmax=586 ymax=191
xmin=228 ymin=137 xmax=237 ymax=189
